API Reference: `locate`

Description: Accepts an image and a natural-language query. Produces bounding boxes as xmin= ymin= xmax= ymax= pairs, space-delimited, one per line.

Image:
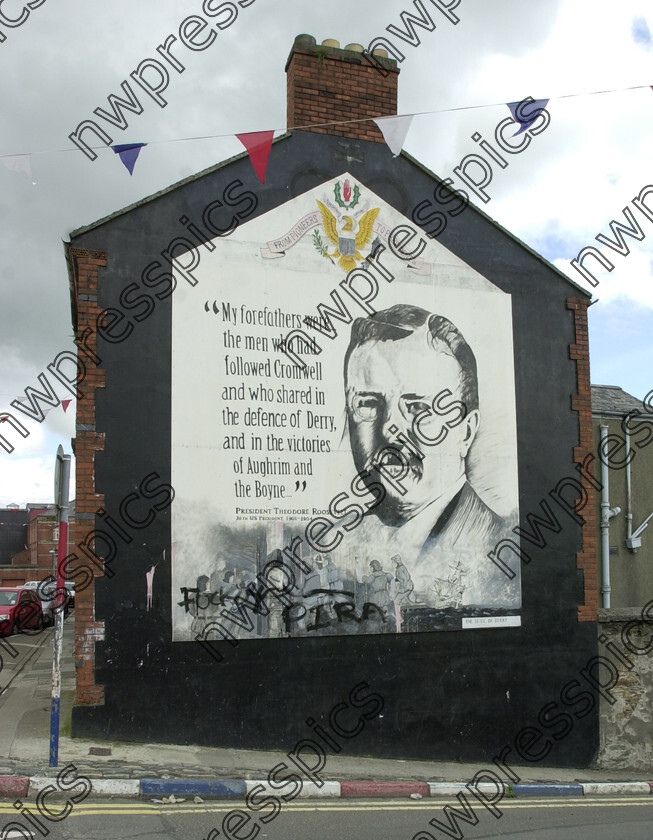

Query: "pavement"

xmin=0 ymin=616 xmax=651 ymax=799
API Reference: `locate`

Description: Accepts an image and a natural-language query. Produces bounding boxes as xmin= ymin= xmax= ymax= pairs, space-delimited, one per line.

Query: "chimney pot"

xmin=286 ymin=33 xmax=399 ymax=143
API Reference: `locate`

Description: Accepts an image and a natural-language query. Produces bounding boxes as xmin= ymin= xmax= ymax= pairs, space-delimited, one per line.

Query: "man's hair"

xmin=344 ymin=304 xmax=479 ymax=412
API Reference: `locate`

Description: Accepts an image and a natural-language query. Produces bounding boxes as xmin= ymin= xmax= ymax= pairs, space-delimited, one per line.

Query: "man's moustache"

xmin=363 ymin=439 xmax=424 ymax=482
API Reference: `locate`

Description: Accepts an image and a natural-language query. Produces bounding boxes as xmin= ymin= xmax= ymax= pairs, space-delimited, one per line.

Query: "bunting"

xmin=373 ymin=115 xmax=414 ymax=156
xmin=0 ymin=82 xmax=651 ymax=166
xmin=507 ymin=99 xmax=550 ymax=136
xmin=2 ymin=154 xmax=36 ymax=184
xmin=112 ymin=143 xmax=147 ymax=175
xmin=236 ymin=131 xmax=275 ymax=184
xmin=61 ymin=399 xmax=72 ymax=413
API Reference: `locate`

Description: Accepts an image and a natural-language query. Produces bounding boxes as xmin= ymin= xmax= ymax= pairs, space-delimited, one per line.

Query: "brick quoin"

xmin=567 ymin=298 xmax=597 ymax=622
xmin=68 ymin=247 xmax=107 ymax=704
xmin=286 ymin=35 xmax=399 ymax=141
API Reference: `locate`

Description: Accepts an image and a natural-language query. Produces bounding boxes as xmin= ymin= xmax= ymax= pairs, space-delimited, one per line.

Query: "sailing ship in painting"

xmin=430 ymin=559 xmax=469 ymax=609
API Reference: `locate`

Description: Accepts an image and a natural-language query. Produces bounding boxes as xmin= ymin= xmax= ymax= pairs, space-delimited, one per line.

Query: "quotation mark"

xmin=295 ymin=481 xmax=307 ymax=492
xmin=205 ymin=300 xmax=219 ymax=314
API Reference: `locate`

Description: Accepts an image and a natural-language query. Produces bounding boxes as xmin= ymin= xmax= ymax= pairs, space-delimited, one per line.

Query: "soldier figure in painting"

xmin=392 ymin=554 xmax=415 ymax=605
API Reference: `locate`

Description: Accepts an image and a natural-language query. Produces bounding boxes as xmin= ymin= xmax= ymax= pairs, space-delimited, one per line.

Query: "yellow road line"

xmin=0 ymin=797 xmax=651 ymax=817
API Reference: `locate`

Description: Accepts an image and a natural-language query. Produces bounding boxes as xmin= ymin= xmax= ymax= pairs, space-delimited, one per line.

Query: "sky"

xmin=0 ymin=0 xmax=651 ymax=506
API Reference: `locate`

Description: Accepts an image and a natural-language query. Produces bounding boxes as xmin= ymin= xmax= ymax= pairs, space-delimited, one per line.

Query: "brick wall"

xmin=286 ymin=35 xmax=399 ymax=143
xmin=69 ymin=247 xmax=107 ymax=705
xmin=567 ymin=297 xmax=598 ymax=621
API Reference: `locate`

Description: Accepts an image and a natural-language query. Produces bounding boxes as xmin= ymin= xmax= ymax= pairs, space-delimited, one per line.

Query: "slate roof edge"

xmin=67 ymin=132 xmax=293 ymax=239
xmin=398 ymin=147 xmax=593 ymax=300
xmin=65 ymin=132 xmax=592 ymax=301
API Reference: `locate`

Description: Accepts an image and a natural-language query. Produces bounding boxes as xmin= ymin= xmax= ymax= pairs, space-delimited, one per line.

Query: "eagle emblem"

xmin=315 ymin=195 xmax=380 ymax=273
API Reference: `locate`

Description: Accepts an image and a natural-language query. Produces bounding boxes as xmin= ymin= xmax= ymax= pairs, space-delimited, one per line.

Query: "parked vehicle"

xmin=0 ymin=587 xmax=44 ymax=635
xmin=23 ymin=579 xmax=72 ymax=625
xmin=63 ymin=581 xmax=75 ymax=608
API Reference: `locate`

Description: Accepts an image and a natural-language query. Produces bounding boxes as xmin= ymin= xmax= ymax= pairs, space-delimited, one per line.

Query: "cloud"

xmin=2 ymin=0 xmax=652 ymax=503
xmin=0 ymin=452 xmax=71 ymax=507
xmin=632 ymin=16 xmax=653 ymax=49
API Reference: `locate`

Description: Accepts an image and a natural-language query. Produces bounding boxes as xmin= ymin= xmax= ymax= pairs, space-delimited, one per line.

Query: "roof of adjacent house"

xmin=591 ymin=384 xmax=645 ymax=415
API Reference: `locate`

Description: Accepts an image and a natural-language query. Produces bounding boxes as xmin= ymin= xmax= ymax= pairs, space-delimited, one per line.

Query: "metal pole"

xmin=50 ymin=446 xmax=71 ymax=767
xmin=599 ymin=425 xmax=611 ymax=609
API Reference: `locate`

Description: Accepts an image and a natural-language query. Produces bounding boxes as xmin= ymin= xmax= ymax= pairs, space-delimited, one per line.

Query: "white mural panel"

xmin=171 ymin=175 xmax=521 ymax=640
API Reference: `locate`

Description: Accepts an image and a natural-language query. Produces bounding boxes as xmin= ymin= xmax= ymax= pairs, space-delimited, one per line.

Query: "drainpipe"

xmin=599 ymin=424 xmax=621 ymax=608
xmin=625 ymin=423 xmax=633 ymax=542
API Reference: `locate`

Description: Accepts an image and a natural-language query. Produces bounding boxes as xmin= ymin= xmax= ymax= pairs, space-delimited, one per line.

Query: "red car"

xmin=0 ymin=587 xmax=44 ymax=636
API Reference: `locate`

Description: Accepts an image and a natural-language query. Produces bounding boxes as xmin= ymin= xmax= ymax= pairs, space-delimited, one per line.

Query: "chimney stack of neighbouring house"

xmin=286 ymin=35 xmax=399 ymax=143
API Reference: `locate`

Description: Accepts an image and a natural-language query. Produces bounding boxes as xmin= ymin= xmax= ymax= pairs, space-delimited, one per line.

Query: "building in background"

xmin=591 ymin=385 xmax=653 ymax=608
xmin=0 ymin=503 xmax=75 ymax=587
xmin=0 ymin=506 xmax=29 ymax=566
xmin=591 ymin=384 xmax=653 ymax=770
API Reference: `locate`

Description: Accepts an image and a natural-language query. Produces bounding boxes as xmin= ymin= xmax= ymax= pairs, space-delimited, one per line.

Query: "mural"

xmin=171 ymin=176 xmax=521 ymax=640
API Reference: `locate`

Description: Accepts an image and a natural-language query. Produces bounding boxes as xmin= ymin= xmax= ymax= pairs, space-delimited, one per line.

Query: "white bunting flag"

xmin=1 ymin=154 xmax=36 ymax=184
xmin=373 ymin=115 xmax=414 ymax=157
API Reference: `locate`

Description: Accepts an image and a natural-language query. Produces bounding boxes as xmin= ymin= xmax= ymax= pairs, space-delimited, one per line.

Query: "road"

xmin=1 ymin=797 xmax=651 ymax=840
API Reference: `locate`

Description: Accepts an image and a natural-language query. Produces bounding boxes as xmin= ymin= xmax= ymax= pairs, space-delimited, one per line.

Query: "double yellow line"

xmin=0 ymin=796 xmax=651 ymax=818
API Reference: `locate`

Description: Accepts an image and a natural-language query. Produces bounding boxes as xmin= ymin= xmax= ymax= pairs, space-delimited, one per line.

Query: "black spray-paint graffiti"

xmin=194 ymin=386 xmax=468 ymax=661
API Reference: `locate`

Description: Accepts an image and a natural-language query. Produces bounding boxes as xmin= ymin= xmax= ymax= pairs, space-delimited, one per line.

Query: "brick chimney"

xmin=286 ymin=35 xmax=399 ymax=143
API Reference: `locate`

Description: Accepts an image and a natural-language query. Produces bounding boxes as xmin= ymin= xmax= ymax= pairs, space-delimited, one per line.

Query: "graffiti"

xmin=191 ymin=385 xmax=475 ymax=658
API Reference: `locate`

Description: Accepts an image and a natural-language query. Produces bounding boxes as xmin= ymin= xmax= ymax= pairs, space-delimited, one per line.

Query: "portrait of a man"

xmin=344 ymin=304 xmax=519 ymax=609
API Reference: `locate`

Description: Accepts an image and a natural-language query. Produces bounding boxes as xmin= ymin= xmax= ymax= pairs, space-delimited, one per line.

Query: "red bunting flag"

xmin=236 ymin=131 xmax=275 ymax=184
xmin=62 ymin=399 xmax=72 ymax=413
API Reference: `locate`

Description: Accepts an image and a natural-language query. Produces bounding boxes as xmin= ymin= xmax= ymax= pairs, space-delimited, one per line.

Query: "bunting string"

xmin=0 ymin=81 xmax=651 ymax=161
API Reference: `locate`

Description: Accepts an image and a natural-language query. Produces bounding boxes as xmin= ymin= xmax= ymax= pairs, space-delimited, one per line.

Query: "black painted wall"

xmin=69 ymin=131 xmax=598 ymax=767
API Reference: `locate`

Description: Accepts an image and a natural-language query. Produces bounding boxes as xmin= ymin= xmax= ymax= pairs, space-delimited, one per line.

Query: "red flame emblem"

xmin=343 ymin=179 xmax=352 ymax=203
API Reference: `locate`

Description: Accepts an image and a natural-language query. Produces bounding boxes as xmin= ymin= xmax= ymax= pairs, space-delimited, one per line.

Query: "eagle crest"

xmin=316 ymin=200 xmax=380 ymax=272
